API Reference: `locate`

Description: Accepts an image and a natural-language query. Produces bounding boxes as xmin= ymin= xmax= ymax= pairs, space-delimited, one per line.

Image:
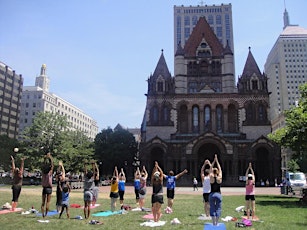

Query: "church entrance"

xmin=255 ymin=147 xmax=271 ymax=185
xmin=149 ymin=146 xmax=164 ymax=172
xmin=197 ymin=143 xmax=221 ymax=171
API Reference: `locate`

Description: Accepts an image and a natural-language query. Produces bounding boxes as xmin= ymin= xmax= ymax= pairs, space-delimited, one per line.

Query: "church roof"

xmin=152 ymin=50 xmax=171 ymax=79
xmin=175 ymin=42 xmax=185 ymax=56
xmin=241 ymin=47 xmax=261 ymax=77
xmin=183 ymin=16 xmax=224 ymax=57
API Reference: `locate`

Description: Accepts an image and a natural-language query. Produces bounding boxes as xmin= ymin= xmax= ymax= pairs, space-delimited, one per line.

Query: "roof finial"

xmin=161 ymin=49 xmax=164 ymax=53
xmin=248 ymin=46 xmax=251 ymax=51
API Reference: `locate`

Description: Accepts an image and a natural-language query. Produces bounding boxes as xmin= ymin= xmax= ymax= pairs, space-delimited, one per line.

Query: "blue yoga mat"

xmin=37 ymin=210 xmax=58 ymax=217
xmin=204 ymin=223 xmax=226 ymax=230
xmin=92 ymin=210 xmax=122 ymax=217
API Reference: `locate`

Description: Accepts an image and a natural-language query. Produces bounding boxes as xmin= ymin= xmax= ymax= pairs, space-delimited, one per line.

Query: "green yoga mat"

xmin=92 ymin=210 xmax=122 ymax=217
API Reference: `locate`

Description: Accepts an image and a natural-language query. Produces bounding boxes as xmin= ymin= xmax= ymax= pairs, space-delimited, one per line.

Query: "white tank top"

xmin=203 ymin=176 xmax=211 ymax=193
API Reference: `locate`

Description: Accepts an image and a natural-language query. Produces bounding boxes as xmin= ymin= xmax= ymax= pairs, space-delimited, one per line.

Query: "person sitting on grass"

xmin=41 ymin=152 xmax=54 ymax=218
xmin=151 ymin=161 xmax=164 ymax=222
xmin=11 ymin=155 xmax=25 ymax=211
xmin=83 ymin=161 xmax=95 ymax=219
xmin=59 ymin=181 xmax=71 ymax=219
xmin=245 ymin=162 xmax=256 ymax=220
xmin=110 ymin=166 xmax=119 ymax=212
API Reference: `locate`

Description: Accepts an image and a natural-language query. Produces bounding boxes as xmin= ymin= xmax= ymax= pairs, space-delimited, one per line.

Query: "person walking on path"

xmin=55 ymin=160 xmax=65 ymax=213
xmin=151 ymin=161 xmax=164 ymax=222
xmin=245 ymin=162 xmax=256 ymax=220
xmin=209 ymin=154 xmax=222 ymax=226
xmin=134 ymin=167 xmax=141 ymax=207
xmin=163 ymin=168 xmax=188 ymax=210
xmin=193 ymin=177 xmax=198 ymax=191
xmin=41 ymin=152 xmax=54 ymax=218
xmin=83 ymin=162 xmax=95 ymax=219
xmin=10 ymin=155 xmax=24 ymax=211
xmin=139 ymin=166 xmax=148 ymax=211
xmin=118 ymin=168 xmax=126 ymax=209
xmin=59 ymin=180 xmax=71 ymax=219
xmin=201 ymin=159 xmax=211 ymax=219
xmin=110 ymin=166 xmax=119 ymax=212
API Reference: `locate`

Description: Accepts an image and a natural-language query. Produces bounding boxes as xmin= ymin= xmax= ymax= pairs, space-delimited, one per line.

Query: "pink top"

xmin=245 ymin=180 xmax=255 ymax=195
xmin=42 ymin=171 xmax=53 ymax=188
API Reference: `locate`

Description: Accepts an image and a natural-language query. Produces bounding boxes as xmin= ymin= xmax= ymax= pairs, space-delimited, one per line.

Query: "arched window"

xmin=162 ymin=106 xmax=169 ymax=125
xmin=179 ymin=104 xmax=188 ymax=133
xmin=204 ymin=106 xmax=211 ymax=131
xmin=228 ymin=104 xmax=237 ymax=132
xmin=192 ymin=106 xmax=199 ymax=133
xmin=216 ymin=105 xmax=223 ymax=133
xmin=151 ymin=106 xmax=159 ymax=125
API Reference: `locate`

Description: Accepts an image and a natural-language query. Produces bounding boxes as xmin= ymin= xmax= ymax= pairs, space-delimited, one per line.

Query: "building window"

xmin=204 ymin=106 xmax=211 ymax=131
xmin=192 ymin=106 xmax=199 ymax=133
xmin=157 ymin=81 xmax=163 ymax=92
xmin=216 ymin=105 xmax=223 ymax=133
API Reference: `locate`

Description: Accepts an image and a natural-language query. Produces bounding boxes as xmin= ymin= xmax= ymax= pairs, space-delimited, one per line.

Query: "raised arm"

xmin=94 ymin=162 xmax=99 ymax=180
xmin=142 ymin=166 xmax=148 ymax=179
xmin=120 ymin=168 xmax=126 ymax=180
xmin=215 ymin=154 xmax=222 ymax=178
xmin=58 ymin=161 xmax=65 ymax=177
xmin=135 ymin=167 xmax=140 ymax=178
xmin=11 ymin=156 xmax=15 ymax=173
xmin=20 ymin=157 xmax=25 ymax=175
xmin=46 ymin=153 xmax=54 ymax=172
xmin=113 ymin=166 xmax=119 ymax=179
xmin=201 ymin=159 xmax=210 ymax=180
xmin=175 ymin=169 xmax=188 ymax=179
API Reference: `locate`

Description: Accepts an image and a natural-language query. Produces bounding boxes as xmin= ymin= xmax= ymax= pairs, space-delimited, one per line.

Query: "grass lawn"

xmin=0 ymin=185 xmax=306 ymax=230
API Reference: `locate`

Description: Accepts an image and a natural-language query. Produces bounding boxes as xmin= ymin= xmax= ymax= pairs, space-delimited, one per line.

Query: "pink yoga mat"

xmin=0 ymin=208 xmax=22 ymax=215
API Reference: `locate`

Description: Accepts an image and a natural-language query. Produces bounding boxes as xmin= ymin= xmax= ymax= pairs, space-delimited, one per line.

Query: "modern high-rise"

xmin=173 ymin=3 xmax=234 ymax=54
xmin=0 ymin=61 xmax=23 ymax=139
xmin=19 ymin=64 xmax=98 ymax=140
xmin=265 ymin=9 xmax=307 ymax=132
xmin=265 ymin=8 xmax=307 ymax=174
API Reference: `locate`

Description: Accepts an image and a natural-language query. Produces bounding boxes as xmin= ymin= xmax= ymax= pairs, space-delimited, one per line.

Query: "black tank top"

xmin=211 ymin=177 xmax=221 ymax=193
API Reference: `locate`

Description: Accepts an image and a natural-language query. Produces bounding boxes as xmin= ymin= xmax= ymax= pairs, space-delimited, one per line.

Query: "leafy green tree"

xmin=287 ymin=159 xmax=300 ymax=172
xmin=94 ymin=125 xmax=137 ymax=177
xmin=268 ymin=83 xmax=307 ymax=171
xmin=0 ymin=135 xmax=20 ymax=171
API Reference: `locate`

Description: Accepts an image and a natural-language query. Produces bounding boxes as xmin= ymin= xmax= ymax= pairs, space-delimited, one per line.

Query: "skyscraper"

xmin=0 ymin=61 xmax=23 ymax=139
xmin=173 ymin=3 xmax=234 ymax=54
xmin=19 ymin=64 xmax=98 ymax=140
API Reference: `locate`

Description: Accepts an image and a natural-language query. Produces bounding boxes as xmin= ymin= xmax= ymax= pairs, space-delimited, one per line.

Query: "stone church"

xmin=139 ymin=17 xmax=281 ymax=186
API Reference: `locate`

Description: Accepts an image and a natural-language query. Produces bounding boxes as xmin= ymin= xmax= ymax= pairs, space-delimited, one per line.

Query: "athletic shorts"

xmin=12 ymin=185 xmax=22 ymax=202
xmin=167 ymin=189 xmax=175 ymax=199
xmin=203 ymin=193 xmax=210 ymax=202
xmin=110 ymin=192 xmax=119 ymax=199
xmin=119 ymin=190 xmax=125 ymax=200
xmin=42 ymin=187 xmax=52 ymax=195
xmin=151 ymin=194 xmax=164 ymax=205
xmin=245 ymin=195 xmax=255 ymax=201
xmin=84 ymin=191 xmax=93 ymax=201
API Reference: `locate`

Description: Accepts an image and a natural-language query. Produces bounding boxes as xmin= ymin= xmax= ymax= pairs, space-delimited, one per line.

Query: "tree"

xmin=0 ymin=135 xmax=20 ymax=171
xmin=20 ymin=111 xmax=94 ymax=171
xmin=268 ymin=83 xmax=307 ymax=171
xmin=94 ymin=125 xmax=137 ymax=177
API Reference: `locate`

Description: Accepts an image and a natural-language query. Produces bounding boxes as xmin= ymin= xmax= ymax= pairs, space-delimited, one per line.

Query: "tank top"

xmin=246 ymin=180 xmax=255 ymax=195
xmin=210 ymin=177 xmax=221 ymax=193
xmin=202 ymin=175 xmax=211 ymax=193
xmin=110 ymin=180 xmax=118 ymax=193
xmin=152 ymin=181 xmax=163 ymax=195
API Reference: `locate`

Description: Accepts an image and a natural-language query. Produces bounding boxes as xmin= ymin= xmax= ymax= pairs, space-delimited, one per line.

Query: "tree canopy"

xmin=94 ymin=125 xmax=137 ymax=177
xmin=268 ymin=83 xmax=307 ymax=171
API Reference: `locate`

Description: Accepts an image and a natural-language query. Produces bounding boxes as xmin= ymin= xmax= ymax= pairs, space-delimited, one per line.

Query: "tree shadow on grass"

xmin=256 ymin=195 xmax=306 ymax=209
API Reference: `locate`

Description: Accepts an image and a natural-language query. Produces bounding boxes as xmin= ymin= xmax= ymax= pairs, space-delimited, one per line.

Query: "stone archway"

xmin=255 ymin=147 xmax=270 ymax=184
xmin=197 ymin=143 xmax=221 ymax=173
xmin=149 ymin=146 xmax=165 ymax=172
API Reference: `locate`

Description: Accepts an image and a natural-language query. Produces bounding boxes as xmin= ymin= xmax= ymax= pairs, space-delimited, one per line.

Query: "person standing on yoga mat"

xmin=59 ymin=180 xmax=71 ymax=219
xmin=118 ymin=168 xmax=126 ymax=209
xmin=209 ymin=154 xmax=222 ymax=226
xmin=139 ymin=166 xmax=148 ymax=211
xmin=110 ymin=166 xmax=119 ymax=212
xmin=201 ymin=159 xmax=211 ymax=219
xmin=92 ymin=162 xmax=100 ymax=207
xmin=83 ymin=161 xmax=95 ymax=219
xmin=41 ymin=152 xmax=54 ymax=218
xmin=245 ymin=162 xmax=256 ymax=220
xmin=151 ymin=161 xmax=164 ymax=222
xmin=55 ymin=161 xmax=65 ymax=213
xmin=134 ymin=167 xmax=141 ymax=207
xmin=11 ymin=155 xmax=25 ymax=211
xmin=163 ymin=168 xmax=188 ymax=210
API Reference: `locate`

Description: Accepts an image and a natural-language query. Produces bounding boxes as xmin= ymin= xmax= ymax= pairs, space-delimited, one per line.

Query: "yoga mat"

xmin=140 ymin=220 xmax=166 ymax=227
xmin=0 ymin=208 xmax=23 ymax=215
xmin=204 ymin=223 xmax=226 ymax=230
xmin=78 ymin=204 xmax=100 ymax=209
xmin=36 ymin=210 xmax=58 ymax=217
xmin=142 ymin=213 xmax=163 ymax=219
xmin=241 ymin=216 xmax=260 ymax=221
xmin=92 ymin=210 xmax=122 ymax=217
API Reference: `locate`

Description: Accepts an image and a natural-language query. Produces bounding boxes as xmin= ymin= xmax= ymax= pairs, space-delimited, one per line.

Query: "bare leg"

xmin=45 ymin=194 xmax=52 ymax=217
xmin=41 ymin=194 xmax=46 ymax=218
xmin=251 ymin=200 xmax=255 ymax=219
xmin=245 ymin=200 xmax=250 ymax=219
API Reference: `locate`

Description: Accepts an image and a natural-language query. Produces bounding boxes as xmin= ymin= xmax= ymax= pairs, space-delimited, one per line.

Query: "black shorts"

xmin=135 ymin=188 xmax=140 ymax=200
xmin=203 ymin=193 xmax=210 ymax=202
xmin=245 ymin=195 xmax=255 ymax=201
xmin=119 ymin=190 xmax=125 ymax=200
xmin=167 ymin=189 xmax=175 ymax=199
xmin=42 ymin=187 xmax=52 ymax=195
xmin=110 ymin=192 xmax=119 ymax=199
xmin=12 ymin=185 xmax=22 ymax=202
xmin=56 ymin=186 xmax=62 ymax=206
xmin=151 ymin=194 xmax=164 ymax=205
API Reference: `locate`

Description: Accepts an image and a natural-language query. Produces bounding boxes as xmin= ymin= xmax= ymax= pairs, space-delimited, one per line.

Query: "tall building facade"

xmin=139 ymin=15 xmax=281 ymax=186
xmin=19 ymin=64 xmax=98 ymax=140
xmin=0 ymin=62 xmax=23 ymax=139
xmin=265 ymin=9 xmax=307 ymax=173
xmin=174 ymin=3 xmax=234 ymax=55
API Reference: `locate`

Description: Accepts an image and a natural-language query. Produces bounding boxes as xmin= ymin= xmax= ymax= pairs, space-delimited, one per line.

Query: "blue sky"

xmin=1 ymin=0 xmax=306 ymax=131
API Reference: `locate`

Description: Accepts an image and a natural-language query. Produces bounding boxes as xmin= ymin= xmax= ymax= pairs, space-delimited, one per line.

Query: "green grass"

xmin=0 ymin=186 xmax=306 ymax=230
